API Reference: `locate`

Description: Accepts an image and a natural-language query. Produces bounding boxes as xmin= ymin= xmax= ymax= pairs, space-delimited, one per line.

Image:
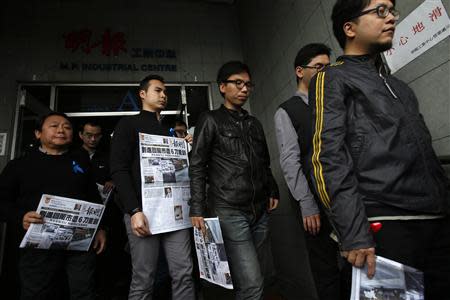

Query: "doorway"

xmin=12 ymin=83 xmax=212 ymax=158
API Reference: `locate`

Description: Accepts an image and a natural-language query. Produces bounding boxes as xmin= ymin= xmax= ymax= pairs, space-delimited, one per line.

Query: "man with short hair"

xmin=189 ymin=61 xmax=279 ymax=300
xmin=79 ymin=121 xmax=114 ymax=195
xmin=0 ymin=112 xmax=106 ymax=300
xmin=309 ymin=0 xmax=450 ymax=298
xmin=173 ymin=120 xmax=188 ymax=138
xmin=110 ymin=74 xmax=195 ymax=299
xmin=274 ymin=43 xmax=342 ymax=300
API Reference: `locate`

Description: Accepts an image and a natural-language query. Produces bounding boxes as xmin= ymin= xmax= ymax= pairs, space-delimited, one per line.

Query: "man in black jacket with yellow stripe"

xmin=309 ymin=0 xmax=450 ymax=298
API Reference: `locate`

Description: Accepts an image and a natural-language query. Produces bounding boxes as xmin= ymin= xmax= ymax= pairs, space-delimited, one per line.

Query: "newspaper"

xmin=350 ymin=256 xmax=424 ymax=300
xmin=193 ymin=217 xmax=233 ymax=289
xmin=139 ymin=133 xmax=192 ymax=234
xmin=20 ymin=194 xmax=105 ymax=251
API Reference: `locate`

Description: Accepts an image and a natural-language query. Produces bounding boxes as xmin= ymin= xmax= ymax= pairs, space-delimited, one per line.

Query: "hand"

xmin=22 ymin=211 xmax=44 ymax=230
xmin=191 ymin=216 xmax=206 ymax=236
xmin=267 ymin=197 xmax=279 ymax=212
xmin=342 ymin=247 xmax=376 ymax=278
xmin=93 ymin=229 xmax=107 ymax=254
xmin=131 ymin=212 xmax=151 ymax=237
xmin=184 ymin=134 xmax=193 ymax=145
xmin=303 ymin=214 xmax=321 ymax=235
xmin=103 ymin=181 xmax=115 ymax=193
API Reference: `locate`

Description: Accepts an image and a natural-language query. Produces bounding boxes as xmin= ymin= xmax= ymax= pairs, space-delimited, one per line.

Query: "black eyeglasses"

xmin=301 ymin=63 xmax=330 ymax=71
xmin=349 ymin=4 xmax=400 ymax=21
xmin=223 ymin=80 xmax=255 ymax=90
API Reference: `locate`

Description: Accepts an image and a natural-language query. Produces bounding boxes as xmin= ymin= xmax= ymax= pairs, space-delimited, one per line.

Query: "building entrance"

xmin=12 ymin=83 xmax=212 ymax=158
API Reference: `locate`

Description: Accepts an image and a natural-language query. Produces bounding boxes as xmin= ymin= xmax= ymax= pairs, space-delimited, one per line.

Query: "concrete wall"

xmin=237 ymin=0 xmax=449 ymax=298
xmin=0 ymin=0 xmax=243 ymax=167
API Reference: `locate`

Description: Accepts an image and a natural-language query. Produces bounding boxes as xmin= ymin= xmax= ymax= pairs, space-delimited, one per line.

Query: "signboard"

xmin=383 ymin=0 xmax=450 ymax=73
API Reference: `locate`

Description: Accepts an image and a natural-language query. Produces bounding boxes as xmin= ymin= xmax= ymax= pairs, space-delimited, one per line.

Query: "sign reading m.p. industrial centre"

xmin=59 ymin=28 xmax=177 ymax=72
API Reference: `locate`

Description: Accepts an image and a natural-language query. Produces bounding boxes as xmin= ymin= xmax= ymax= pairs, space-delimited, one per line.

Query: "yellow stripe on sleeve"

xmin=312 ymin=72 xmax=331 ymax=209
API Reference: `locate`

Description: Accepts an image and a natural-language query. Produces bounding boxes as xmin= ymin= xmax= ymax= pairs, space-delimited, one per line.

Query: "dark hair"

xmin=216 ymin=61 xmax=251 ymax=97
xmin=175 ymin=119 xmax=187 ymax=128
xmin=332 ymin=0 xmax=395 ymax=49
xmin=35 ymin=111 xmax=71 ymax=132
xmin=79 ymin=121 xmax=102 ymax=133
xmin=294 ymin=43 xmax=331 ymax=82
xmin=139 ymin=74 xmax=165 ymax=95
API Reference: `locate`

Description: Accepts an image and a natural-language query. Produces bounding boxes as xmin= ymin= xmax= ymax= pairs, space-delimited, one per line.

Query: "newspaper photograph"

xmin=139 ymin=133 xmax=192 ymax=234
xmin=350 ymin=255 xmax=424 ymax=300
xmin=20 ymin=194 xmax=105 ymax=251
xmin=193 ymin=217 xmax=233 ymax=289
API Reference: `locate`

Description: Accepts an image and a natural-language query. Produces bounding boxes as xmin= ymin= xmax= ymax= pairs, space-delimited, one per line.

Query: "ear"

xmin=79 ymin=132 xmax=83 ymax=139
xmin=295 ymin=66 xmax=304 ymax=81
xmin=139 ymin=89 xmax=146 ymax=100
xmin=34 ymin=130 xmax=41 ymax=140
xmin=343 ymin=21 xmax=357 ymax=39
xmin=219 ymin=83 xmax=226 ymax=94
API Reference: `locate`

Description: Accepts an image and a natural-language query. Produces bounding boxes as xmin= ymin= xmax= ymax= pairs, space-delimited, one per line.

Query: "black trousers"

xmin=304 ymin=215 xmax=343 ymax=300
xmin=19 ymin=248 xmax=96 ymax=300
xmin=370 ymin=217 xmax=450 ymax=300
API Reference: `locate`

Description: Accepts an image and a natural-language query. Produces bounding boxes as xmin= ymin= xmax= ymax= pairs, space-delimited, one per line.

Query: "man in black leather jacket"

xmin=309 ymin=0 xmax=450 ymax=298
xmin=189 ymin=61 xmax=279 ymax=300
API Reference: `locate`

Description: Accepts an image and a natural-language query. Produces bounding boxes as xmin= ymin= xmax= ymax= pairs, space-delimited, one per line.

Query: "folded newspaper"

xmin=20 ymin=194 xmax=105 ymax=251
xmin=350 ymin=255 xmax=424 ymax=300
xmin=193 ymin=217 xmax=233 ymax=289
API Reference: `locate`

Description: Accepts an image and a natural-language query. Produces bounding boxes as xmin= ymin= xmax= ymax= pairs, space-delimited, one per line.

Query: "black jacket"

xmin=0 ymin=149 xmax=102 ymax=237
xmin=189 ymin=105 xmax=279 ymax=217
xmin=309 ymin=55 xmax=450 ymax=251
xmin=110 ymin=110 xmax=169 ymax=214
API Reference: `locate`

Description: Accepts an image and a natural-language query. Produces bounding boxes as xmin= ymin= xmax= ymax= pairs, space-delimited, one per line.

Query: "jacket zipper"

xmin=239 ymin=120 xmax=256 ymax=218
xmin=379 ymin=72 xmax=398 ymax=100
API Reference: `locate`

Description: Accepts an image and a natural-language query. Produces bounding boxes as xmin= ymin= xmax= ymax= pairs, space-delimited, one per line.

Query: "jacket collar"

xmin=220 ymin=104 xmax=249 ymax=120
xmin=337 ymin=54 xmax=375 ymax=64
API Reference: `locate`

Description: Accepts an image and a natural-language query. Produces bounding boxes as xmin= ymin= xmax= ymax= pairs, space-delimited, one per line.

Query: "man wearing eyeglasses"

xmin=275 ymin=44 xmax=344 ymax=300
xmin=189 ymin=61 xmax=279 ymax=299
xmin=309 ymin=0 xmax=450 ymax=298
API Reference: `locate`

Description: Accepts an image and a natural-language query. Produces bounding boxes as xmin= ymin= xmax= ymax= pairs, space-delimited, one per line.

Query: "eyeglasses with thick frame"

xmin=222 ymin=80 xmax=255 ymax=90
xmin=300 ymin=63 xmax=330 ymax=72
xmin=349 ymin=4 xmax=400 ymax=21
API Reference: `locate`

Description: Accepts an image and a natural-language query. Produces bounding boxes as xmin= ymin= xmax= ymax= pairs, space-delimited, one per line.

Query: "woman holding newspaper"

xmin=0 ymin=112 xmax=106 ymax=300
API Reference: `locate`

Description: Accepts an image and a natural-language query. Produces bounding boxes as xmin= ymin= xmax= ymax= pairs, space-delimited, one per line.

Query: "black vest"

xmin=279 ymin=95 xmax=312 ymax=172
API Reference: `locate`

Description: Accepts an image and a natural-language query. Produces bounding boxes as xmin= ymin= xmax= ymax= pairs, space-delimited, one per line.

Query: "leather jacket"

xmin=189 ymin=105 xmax=279 ymax=216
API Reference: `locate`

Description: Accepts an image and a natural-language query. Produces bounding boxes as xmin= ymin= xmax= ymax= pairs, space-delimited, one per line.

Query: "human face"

xmin=220 ymin=72 xmax=251 ymax=111
xmin=297 ymin=54 xmax=330 ymax=92
xmin=79 ymin=124 xmax=102 ymax=150
xmin=345 ymin=0 xmax=397 ymax=54
xmin=174 ymin=124 xmax=187 ymax=138
xmin=139 ymin=79 xmax=167 ymax=112
xmin=35 ymin=115 xmax=73 ymax=151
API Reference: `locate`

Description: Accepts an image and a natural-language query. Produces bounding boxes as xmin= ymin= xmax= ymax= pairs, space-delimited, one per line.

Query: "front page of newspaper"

xmin=193 ymin=217 xmax=233 ymax=289
xmin=20 ymin=194 xmax=105 ymax=251
xmin=139 ymin=133 xmax=192 ymax=234
xmin=350 ymin=256 xmax=424 ymax=300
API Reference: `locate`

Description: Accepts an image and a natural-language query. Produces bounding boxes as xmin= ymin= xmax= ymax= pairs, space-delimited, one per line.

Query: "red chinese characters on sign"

xmin=399 ymin=36 xmax=409 ymax=46
xmin=429 ymin=6 xmax=443 ymax=22
xmin=412 ymin=22 xmax=425 ymax=35
xmin=63 ymin=29 xmax=127 ymax=56
xmin=385 ymin=47 xmax=395 ymax=56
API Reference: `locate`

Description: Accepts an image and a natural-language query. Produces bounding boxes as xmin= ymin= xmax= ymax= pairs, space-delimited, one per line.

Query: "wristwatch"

xmin=129 ymin=207 xmax=142 ymax=216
